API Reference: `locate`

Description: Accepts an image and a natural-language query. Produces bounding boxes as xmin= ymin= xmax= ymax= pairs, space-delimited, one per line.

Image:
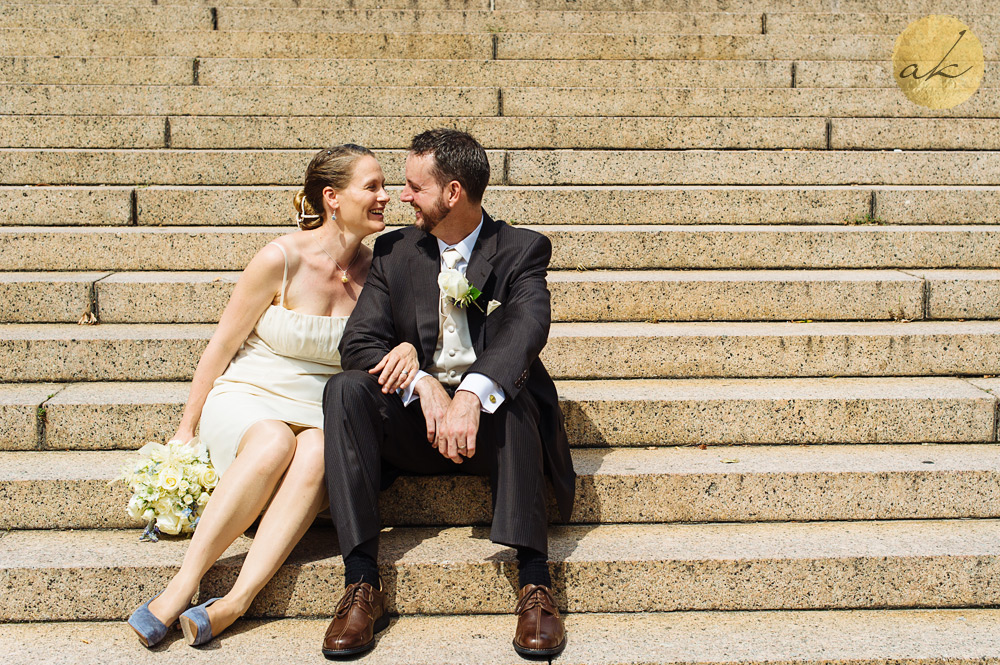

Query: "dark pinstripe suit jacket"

xmin=339 ymin=210 xmax=576 ymax=521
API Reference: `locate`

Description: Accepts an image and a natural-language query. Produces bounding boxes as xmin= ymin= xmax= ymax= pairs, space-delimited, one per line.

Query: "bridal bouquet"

xmin=118 ymin=438 xmax=218 ymax=542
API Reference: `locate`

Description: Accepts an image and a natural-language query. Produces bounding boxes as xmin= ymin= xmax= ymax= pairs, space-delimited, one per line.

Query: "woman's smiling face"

xmin=330 ymin=155 xmax=389 ymax=234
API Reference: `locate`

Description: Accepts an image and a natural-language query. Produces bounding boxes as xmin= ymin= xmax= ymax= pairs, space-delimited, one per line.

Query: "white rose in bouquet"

xmin=127 ymin=494 xmax=145 ymax=519
xmin=158 ymin=464 xmax=182 ymax=492
xmin=197 ymin=465 xmax=218 ymax=489
xmin=117 ymin=439 xmax=219 ymax=542
xmin=156 ymin=511 xmax=182 ymax=536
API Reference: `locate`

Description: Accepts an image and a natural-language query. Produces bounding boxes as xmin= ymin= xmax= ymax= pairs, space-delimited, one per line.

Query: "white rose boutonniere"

xmin=438 ymin=269 xmax=484 ymax=311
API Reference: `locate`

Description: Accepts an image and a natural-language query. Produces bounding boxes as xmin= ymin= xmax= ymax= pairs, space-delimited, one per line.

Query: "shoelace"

xmin=515 ymin=587 xmax=556 ymax=616
xmin=335 ymin=584 xmax=372 ymax=618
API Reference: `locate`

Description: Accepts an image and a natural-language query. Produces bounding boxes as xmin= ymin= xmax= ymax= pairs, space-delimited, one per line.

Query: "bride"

xmin=127 ymin=145 xmax=416 ymax=647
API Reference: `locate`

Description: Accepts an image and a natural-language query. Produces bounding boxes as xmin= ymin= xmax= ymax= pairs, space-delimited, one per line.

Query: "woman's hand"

xmin=369 ymin=342 xmax=419 ymax=394
xmin=168 ymin=428 xmax=197 ymax=446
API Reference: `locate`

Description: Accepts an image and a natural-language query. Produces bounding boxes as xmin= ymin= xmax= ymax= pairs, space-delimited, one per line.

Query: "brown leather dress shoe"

xmin=321 ymin=580 xmax=389 ymax=658
xmin=513 ymin=584 xmax=566 ymax=658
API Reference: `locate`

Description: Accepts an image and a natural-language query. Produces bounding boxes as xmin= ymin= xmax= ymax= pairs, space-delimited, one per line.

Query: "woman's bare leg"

xmin=204 ymin=427 xmax=328 ymax=634
xmin=147 ymin=420 xmax=297 ymax=626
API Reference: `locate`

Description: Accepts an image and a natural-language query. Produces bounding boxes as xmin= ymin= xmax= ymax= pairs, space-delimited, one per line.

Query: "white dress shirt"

xmin=400 ymin=218 xmax=506 ymax=413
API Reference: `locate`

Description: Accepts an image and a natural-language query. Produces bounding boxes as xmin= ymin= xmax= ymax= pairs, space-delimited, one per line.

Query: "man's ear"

xmin=445 ymin=181 xmax=462 ymax=207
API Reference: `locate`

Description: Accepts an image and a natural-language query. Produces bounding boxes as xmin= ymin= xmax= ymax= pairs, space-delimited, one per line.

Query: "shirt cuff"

xmin=399 ymin=369 xmax=431 ymax=406
xmin=457 ymin=373 xmax=505 ymax=413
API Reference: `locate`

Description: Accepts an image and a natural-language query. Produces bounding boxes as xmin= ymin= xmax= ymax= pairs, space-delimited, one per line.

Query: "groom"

xmin=321 ymin=129 xmax=575 ymax=658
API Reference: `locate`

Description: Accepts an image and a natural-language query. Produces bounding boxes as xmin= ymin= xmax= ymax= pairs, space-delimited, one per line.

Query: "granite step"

xmin=0 ymin=116 xmax=167 ymax=150
xmin=3 ymin=5 xmax=693 ymax=34
xmin=793 ymin=61 xmax=1000 ymax=89
xmin=172 ymin=117 xmax=1000 ymax=151
xmin=4 ymin=30 xmax=996 ymax=61
xmin=5 ymin=321 xmax=1000 ymax=381
xmin=8 ymin=115 xmax=1000 ymax=152
xmin=4 ymin=610 xmax=1000 ymax=665
xmin=0 ymin=116 xmax=826 ymax=150
xmin=0 ymin=0 xmax=991 ymax=10
xmin=5 ymin=225 xmax=1000 ymax=271
xmin=498 ymin=0 xmax=1000 ymax=13
xmin=0 ymin=269 xmax=941 ymax=324
xmin=0 ymin=30 xmax=492 ymax=59
xmin=764 ymin=12 xmax=1000 ymax=35
xmin=214 ymin=9 xmax=761 ymax=35
xmin=0 ymin=57 xmax=791 ymax=88
xmin=10 ymin=88 xmax=1000 ymax=119
xmin=4 ymin=519 xmax=1000 ymax=620
xmin=9 ymin=185 xmax=992 ymax=228
xmin=492 ymin=33 xmax=1000 ymax=61
xmin=9 ymin=150 xmax=1000 ymax=187
xmin=0 ymin=5 xmax=214 ymax=31
xmin=3 ymin=444 xmax=999 ymax=530
xmin=0 ymin=86 xmax=499 ymax=117
xmin=0 ymin=150 xmax=505 ymax=186
xmin=0 ymin=56 xmax=196 ymax=85
xmin=139 ymin=185 xmax=873 ymax=227
xmin=195 ymin=57 xmax=793 ymax=88
xmin=0 ymin=0 xmax=491 ymax=7
xmin=500 ymin=88 xmax=1000 ymax=118
xmin=505 ymin=151 xmax=1000 ymax=186
xmin=830 ymin=119 xmax=1000 ymax=150
xmin=8 ymin=376 xmax=991 ymax=451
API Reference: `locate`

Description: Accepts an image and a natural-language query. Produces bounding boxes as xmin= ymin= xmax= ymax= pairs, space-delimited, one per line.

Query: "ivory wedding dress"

xmin=199 ymin=243 xmax=346 ymax=475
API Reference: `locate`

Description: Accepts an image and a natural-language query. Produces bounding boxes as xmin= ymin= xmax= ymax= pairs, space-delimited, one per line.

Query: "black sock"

xmin=516 ymin=546 xmax=551 ymax=588
xmin=344 ymin=538 xmax=380 ymax=588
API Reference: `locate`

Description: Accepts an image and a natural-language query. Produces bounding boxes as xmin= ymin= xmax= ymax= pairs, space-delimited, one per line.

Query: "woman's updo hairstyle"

xmin=293 ymin=144 xmax=376 ymax=230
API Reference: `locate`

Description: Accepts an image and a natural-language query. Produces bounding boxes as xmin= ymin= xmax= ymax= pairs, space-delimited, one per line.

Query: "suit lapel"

xmin=409 ymin=233 xmax=441 ymax=364
xmin=466 ymin=211 xmax=498 ymax=352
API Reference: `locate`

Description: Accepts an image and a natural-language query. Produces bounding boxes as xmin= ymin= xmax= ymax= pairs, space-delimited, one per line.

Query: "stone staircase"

xmin=4 ymin=0 xmax=1000 ymax=662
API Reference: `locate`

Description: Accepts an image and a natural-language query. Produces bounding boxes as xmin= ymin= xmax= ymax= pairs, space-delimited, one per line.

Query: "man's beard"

xmin=414 ymin=194 xmax=450 ymax=233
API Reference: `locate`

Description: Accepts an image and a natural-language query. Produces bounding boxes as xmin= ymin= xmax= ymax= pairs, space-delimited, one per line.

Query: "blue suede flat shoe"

xmin=179 ymin=597 xmax=223 ymax=646
xmin=127 ymin=593 xmax=171 ymax=648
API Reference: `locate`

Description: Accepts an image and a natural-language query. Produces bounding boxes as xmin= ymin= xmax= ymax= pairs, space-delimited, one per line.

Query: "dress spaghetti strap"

xmin=268 ymin=242 xmax=289 ymax=307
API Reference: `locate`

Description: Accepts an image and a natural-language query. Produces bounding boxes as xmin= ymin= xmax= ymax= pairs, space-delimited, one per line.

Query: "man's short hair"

xmin=409 ymin=129 xmax=490 ymax=203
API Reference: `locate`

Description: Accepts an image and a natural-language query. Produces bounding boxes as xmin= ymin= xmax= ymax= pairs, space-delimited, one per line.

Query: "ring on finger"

xmin=401 ymin=370 xmax=408 ymax=377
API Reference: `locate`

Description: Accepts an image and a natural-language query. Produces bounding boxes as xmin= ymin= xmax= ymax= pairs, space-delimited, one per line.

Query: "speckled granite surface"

xmin=0 ymin=150 xmax=502 ymax=187
xmin=0 ymin=186 xmax=132 ymax=226
xmin=3 ymin=85 xmax=497 ymax=117
xmin=5 ymin=225 xmax=1000 ymax=271
xmin=4 ymin=376 xmax=992 ymax=451
xmin=3 ymin=444 xmax=1000 ymax=529
xmin=4 ymin=609 xmax=1000 ymax=665
xmin=4 ymin=521 xmax=1000 ymax=620
xmin=508 ymin=151 xmax=1000 ymax=186
xmin=55 ymin=268 xmax=935 ymax=323
xmin=0 ymin=30 xmax=493 ymax=59
xmin=198 ymin=58 xmax=791 ymax=88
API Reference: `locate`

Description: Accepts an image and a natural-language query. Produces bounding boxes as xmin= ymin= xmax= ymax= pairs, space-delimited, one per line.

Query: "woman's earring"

xmin=331 ymin=211 xmax=336 ymax=221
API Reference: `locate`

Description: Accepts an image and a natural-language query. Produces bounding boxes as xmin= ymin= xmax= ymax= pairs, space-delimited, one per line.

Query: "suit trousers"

xmin=323 ymin=370 xmax=550 ymax=559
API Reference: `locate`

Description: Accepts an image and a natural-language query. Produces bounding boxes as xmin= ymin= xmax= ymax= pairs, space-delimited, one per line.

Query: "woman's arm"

xmin=171 ymin=243 xmax=286 ymax=442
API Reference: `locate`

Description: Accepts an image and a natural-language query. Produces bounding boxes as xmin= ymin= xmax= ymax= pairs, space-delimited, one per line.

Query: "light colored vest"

xmin=428 ymin=248 xmax=477 ymax=386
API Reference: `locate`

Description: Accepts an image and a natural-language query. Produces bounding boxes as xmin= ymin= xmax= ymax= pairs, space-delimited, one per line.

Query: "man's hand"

xmin=437 ymin=390 xmax=481 ymax=464
xmin=414 ymin=376 xmax=452 ymax=445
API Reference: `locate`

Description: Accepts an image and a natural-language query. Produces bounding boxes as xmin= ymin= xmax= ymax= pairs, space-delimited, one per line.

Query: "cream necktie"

xmin=442 ymin=247 xmax=461 ymax=271
xmin=440 ymin=247 xmax=462 ymax=315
